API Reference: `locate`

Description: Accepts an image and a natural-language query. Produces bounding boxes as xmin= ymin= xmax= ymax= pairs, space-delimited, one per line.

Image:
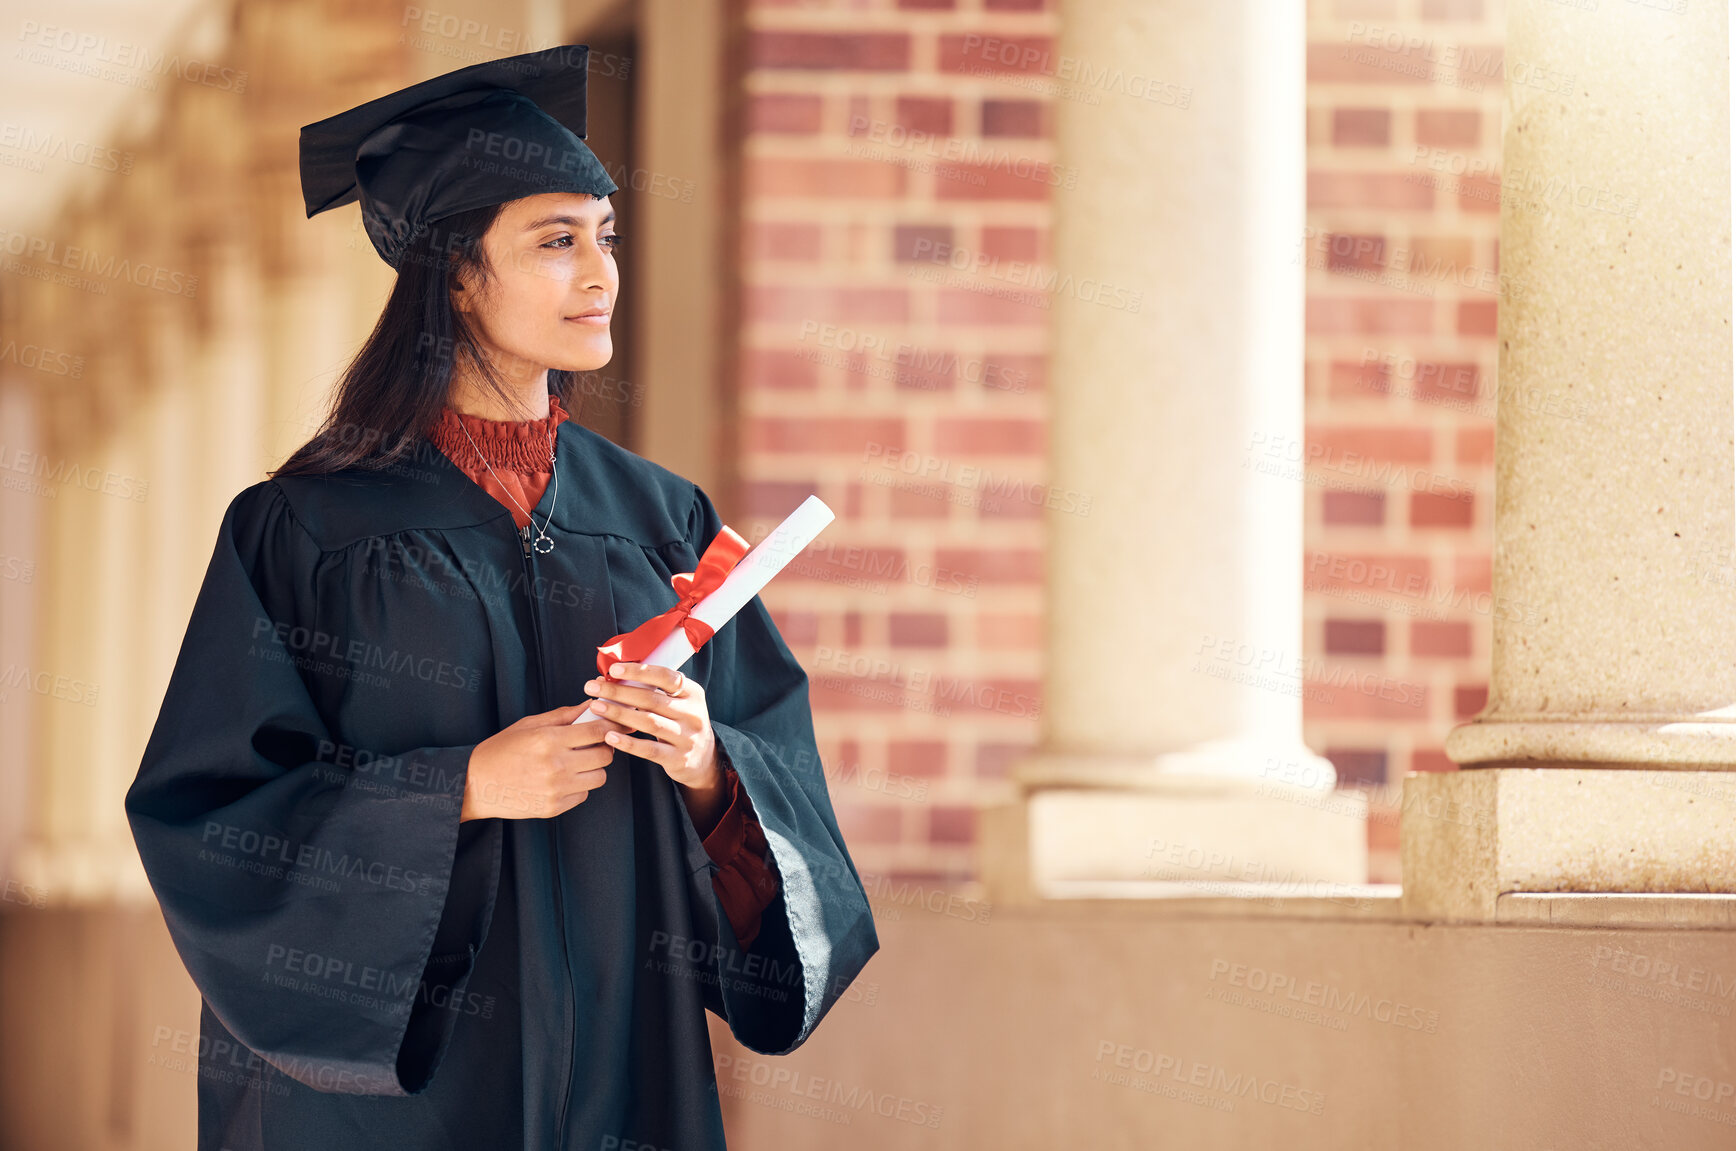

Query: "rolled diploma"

xmin=572 ymin=494 xmax=834 ymax=724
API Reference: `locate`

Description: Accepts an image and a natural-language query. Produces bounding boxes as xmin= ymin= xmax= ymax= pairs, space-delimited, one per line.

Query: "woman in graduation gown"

xmin=123 ymin=45 xmax=877 ymax=1151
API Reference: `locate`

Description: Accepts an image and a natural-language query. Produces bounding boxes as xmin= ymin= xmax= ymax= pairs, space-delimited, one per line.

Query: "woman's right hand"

xmin=460 ymin=703 xmax=628 ymax=821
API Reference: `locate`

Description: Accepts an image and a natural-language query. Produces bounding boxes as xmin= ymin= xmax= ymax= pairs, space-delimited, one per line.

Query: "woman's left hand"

xmin=582 ymin=662 xmax=720 ymax=793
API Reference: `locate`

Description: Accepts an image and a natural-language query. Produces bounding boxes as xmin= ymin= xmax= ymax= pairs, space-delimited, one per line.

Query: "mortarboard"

xmin=299 ymin=44 xmax=620 ymax=270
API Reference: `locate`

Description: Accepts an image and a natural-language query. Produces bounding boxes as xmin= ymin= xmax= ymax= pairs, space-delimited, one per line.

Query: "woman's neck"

xmin=446 ymin=360 xmax=552 ymax=422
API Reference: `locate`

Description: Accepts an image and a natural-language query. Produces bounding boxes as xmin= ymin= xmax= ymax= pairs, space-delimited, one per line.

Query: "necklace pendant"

xmin=534 ymin=534 xmax=554 ymax=554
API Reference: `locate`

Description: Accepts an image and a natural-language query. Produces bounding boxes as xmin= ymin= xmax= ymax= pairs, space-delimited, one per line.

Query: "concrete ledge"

xmin=1031 ymin=881 xmax=1403 ymax=919
xmin=1496 ymin=893 xmax=1736 ymax=930
xmin=1022 ymin=780 xmax=1368 ymax=888
xmin=980 ymin=887 xmax=1736 ymax=932
xmin=1401 ymin=768 xmax=1736 ymax=920
xmin=982 ymin=771 xmax=1736 ymax=930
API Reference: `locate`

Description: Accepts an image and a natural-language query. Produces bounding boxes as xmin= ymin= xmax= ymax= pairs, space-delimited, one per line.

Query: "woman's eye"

xmin=539 ymin=233 xmax=622 ymax=252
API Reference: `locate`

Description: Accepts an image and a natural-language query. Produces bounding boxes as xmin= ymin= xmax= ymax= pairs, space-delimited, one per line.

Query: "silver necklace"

xmin=456 ymin=412 xmax=559 ymax=554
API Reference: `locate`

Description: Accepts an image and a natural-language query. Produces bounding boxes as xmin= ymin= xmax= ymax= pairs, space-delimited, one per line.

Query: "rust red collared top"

xmin=427 ymin=394 xmax=781 ymax=947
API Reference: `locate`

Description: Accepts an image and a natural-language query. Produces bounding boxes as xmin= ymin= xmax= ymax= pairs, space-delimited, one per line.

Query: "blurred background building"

xmin=2 ymin=0 xmax=1733 ymax=1147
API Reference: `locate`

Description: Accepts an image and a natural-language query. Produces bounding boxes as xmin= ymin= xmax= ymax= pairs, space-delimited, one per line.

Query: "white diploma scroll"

xmin=572 ymin=494 xmax=834 ymax=724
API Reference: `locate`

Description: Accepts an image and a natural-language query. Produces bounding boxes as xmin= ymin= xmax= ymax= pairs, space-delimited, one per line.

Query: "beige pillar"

xmin=987 ymin=0 xmax=1366 ymax=900
xmin=0 ymin=381 xmax=43 ymax=892
xmin=1405 ymin=0 xmax=1736 ymax=919
xmin=116 ymin=309 xmax=197 ymax=903
xmin=635 ymin=0 xmax=725 ymax=492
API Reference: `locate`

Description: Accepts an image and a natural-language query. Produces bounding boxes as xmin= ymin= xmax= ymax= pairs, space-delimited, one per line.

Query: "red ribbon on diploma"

xmin=595 ymin=524 xmax=752 ymax=678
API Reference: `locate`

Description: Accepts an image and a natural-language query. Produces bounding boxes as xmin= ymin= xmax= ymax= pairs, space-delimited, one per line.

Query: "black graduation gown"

xmin=123 ymin=416 xmax=879 ymax=1150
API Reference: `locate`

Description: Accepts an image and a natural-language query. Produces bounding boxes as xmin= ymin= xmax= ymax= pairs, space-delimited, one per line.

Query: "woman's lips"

xmin=565 ymin=312 xmax=611 ymax=325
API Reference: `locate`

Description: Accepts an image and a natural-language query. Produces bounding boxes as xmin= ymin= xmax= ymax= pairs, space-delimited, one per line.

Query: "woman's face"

xmin=452 ymin=191 xmax=620 ymax=377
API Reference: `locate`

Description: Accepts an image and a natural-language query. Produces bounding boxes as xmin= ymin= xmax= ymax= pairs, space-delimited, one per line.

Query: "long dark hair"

xmin=272 ymin=198 xmax=594 ymax=477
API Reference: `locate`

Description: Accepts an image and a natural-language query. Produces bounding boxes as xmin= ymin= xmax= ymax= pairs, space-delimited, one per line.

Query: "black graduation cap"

xmin=299 ymin=44 xmax=620 ymax=269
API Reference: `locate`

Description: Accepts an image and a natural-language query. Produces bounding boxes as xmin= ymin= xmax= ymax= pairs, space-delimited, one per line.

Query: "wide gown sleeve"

xmin=123 ymin=482 xmax=498 ymax=1097
xmin=679 ymin=484 xmax=879 ymax=1055
xmin=698 ymin=759 xmax=781 ymax=949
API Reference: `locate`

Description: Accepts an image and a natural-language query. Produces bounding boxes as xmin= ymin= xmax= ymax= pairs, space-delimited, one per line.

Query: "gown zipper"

xmin=519 ymin=519 xmax=577 ymax=1147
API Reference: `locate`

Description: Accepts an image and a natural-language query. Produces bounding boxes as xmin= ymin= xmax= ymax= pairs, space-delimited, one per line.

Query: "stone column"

xmin=637 ymin=0 xmax=726 ymax=494
xmin=0 ymin=382 xmax=43 ymax=893
xmin=1404 ymin=0 xmax=1736 ymax=919
xmin=986 ymin=0 xmax=1366 ymax=900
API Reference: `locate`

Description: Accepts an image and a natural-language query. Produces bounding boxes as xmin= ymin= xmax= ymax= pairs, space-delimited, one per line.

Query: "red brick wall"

xmin=734 ymin=0 xmax=1056 ymax=889
xmin=1304 ymin=0 xmax=1505 ymax=880
xmin=734 ymin=0 xmax=1506 ymax=887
